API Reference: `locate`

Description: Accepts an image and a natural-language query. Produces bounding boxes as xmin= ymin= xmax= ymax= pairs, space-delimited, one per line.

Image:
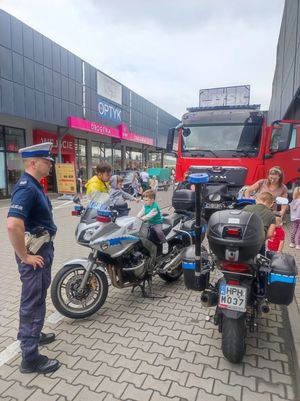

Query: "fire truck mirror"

xmin=166 ymin=128 xmax=176 ymax=153
xmin=278 ymin=123 xmax=293 ymax=152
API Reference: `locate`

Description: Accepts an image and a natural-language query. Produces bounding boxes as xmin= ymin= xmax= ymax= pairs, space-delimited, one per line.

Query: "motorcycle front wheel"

xmin=51 ymin=264 xmax=108 ymax=319
xmin=221 ymin=314 xmax=246 ymax=363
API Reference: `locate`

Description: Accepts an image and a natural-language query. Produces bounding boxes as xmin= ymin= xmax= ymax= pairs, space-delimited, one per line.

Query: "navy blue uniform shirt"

xmin=7 ymin=172 xmax=57 ymax=236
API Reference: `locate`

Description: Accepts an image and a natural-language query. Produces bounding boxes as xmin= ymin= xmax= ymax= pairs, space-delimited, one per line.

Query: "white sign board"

xmin=97 ymin=71 xmax=122 ymax=105
xmin=199 ymin=85 xmax=250 ymax=107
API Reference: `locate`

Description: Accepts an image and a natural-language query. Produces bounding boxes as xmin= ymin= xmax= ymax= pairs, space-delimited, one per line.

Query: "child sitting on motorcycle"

xmin=137 ymin=189 xmax=169 ymax=254
xmin=109 ymin=175 xmax=139 ymax=217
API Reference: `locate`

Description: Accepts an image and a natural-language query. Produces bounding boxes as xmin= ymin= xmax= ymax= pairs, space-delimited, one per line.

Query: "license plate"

xmin=219 ymin=284 xmax=247 ymax=312
xmin=205 ymin=203 xmax=223 ymax=209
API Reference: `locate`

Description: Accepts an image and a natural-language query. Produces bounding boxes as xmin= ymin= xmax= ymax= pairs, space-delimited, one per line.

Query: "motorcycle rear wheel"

xmin=51 ymin=264 xmax=108 ymax=319
xmin=222 ymin=315 xmax=246 ymax=363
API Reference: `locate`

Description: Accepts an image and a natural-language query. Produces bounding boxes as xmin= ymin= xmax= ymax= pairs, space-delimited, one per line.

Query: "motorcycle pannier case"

xmin=172 ymin=189 xmax=195 ymax=212
xmin=207 ymin=210 xmax=265 ymax=262
xmin=267 ymin=253 xmax=298 ymax=305
xmin=182 ymin=245 xmax=209 ymax=291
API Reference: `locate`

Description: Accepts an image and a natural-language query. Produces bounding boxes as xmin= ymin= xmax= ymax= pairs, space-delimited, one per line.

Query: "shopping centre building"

xmin=0 ymin=9 xmax=179 ymax=197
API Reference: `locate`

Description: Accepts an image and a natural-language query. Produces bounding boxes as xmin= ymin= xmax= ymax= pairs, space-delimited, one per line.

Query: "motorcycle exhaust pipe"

xmin=163 ymin=249 xmax=185 ymax=272
xmin=259 ymin=300 xmax=270 ymax=314
xmin=200 ymin=289 xmax=218 ymax=307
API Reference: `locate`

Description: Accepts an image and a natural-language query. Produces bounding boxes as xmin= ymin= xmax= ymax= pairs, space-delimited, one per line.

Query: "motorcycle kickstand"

xmin=139 ymin=276 xmax=167 ymax=299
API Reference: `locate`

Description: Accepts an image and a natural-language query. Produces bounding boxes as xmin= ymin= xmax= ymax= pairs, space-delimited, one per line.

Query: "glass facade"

xmin=125 ymin=147 xmax=142 ymax=170
xmin=75 ymin=138 xmax=88 ymax=182
xmin=0 ymin=126 xmax=25 ymax=198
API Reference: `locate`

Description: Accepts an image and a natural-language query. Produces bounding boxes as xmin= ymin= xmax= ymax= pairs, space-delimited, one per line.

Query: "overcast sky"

xmin=0 ymin=0 xmax=284 ymax=119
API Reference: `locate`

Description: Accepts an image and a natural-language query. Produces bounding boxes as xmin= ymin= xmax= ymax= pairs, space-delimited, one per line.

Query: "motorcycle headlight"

xmin=101 ymin=242 xmax=109 ymax=250
xmin=208 ymin=193 xmax=221 ymax=202
xmin=83 ymin=228 xmax=96 ymax=241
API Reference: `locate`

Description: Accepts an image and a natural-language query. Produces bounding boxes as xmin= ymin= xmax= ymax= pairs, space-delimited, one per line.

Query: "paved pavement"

xmin=0 ymin=190 xmax=299 ymax=401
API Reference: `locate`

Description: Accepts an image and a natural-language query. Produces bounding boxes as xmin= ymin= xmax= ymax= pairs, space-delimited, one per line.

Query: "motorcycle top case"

xmin=207 ymin=209 xmax=265 ymax=262
xmin=267 ymin=253 xmax=298 ymax=305
xmin=172 ymin=189 xmax=195 ymax=212
xmin=182 ymin=245 xmax=210 ymax=291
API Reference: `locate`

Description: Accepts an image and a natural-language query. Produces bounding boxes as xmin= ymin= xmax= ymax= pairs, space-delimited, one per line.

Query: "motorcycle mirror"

xmin=73 ymin=195 xmax=81 ymax=204
xmin=275 ymin=196 xmax=289 ymax=205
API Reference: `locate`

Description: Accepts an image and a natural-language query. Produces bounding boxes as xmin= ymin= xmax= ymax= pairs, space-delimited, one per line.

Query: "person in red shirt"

xmin=267 ymin=217 xmax=285 ymax=252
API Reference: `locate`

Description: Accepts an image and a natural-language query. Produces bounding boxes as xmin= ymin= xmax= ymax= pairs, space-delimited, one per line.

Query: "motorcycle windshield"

xmin=82 ymin=192 xmax=110 ymax=223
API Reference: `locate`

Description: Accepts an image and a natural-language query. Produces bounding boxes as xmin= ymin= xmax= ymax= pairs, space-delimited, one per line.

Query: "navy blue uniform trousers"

xmin=16 ymin=242 xmax=54 ymax=362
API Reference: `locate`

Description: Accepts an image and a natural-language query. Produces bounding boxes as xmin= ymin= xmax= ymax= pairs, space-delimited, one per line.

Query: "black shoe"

xmin=39 ymin=332 xmax=55 ymax=345
xmin=20 ymin=355 xmax=60 ymax=374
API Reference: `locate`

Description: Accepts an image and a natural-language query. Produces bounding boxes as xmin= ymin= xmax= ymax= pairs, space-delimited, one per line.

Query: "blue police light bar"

xmin=97 ymin=210 xmax=112 ymax=217
xmin=188 ymin=173 xmax=209 ymax=184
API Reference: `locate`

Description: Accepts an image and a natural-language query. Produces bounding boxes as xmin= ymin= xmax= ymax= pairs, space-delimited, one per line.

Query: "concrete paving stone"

xmin=168 ymin=382 xmax=198 ymax=401
xmin=50 ymin=379 xmax=83 ymax=401
xmin=193 ymin=353 xmax=219 ymax=369
xmin=125 ymin=328 xmax=148 ymax=340
xmin=154 ymin=354 xmax=181 ymax=370
xmin=242 ymin=387 xmax=271 ymax=401
xmin=167 ymin=315 xmax=188 ymax=325
xmin=72 ymin=356 xmax=102 ymax=375
xmin=186 ymin=372 xmax=214 ymax=392
xmin=2 ymin=382 xmax=35 ymax=401
xmin=51 ymin=322 xmax=79 ymax=334
xmin=158 ymin=327 xmax=182 ymax=340
xmin=257 ymin=380 xmax=286 ymax=398
xmin=0 ymin=379 xmax=14 ymax=395
xmin=150 ymin=391 xmax=181 ymax=401
xmin=71 ymin=325 xmax=97 ymax=337
xmin=177 ymin=358 xmax=204 ymax=377
xmin=161 ymin=366 xmax=188 ymax=386
xmin=203 ymin=365 xmax=229 ymax=384
xmin=106 ymin=325 xmax=130 ymax=337
xmin=114 ymin=355 xmax=142 ymax=372
xmin=245 ymin=344 xmax=269 ymax=359
xmin=244 ymin=364 xmax=270 ymax=381
xmin=24 ymin=389 xmax=60 ymax=401
xmin=88 ymin=321 xmax=112 ymax=332
xmin=283 ymin=362 xmax=291 ymax=375
xmin=268 ymin=333 xmax=285 ymax=344
xmin=140 ymin=323 xmax=162 ymax=335
xmin=192 ymin=325 xmax=214 ymax=337
xmin=142 ymin=375 xmax=171 ymax=396
xmin=52 ymin=339 xmax=80 ymax=355
xmin=200 ymin=334 xmax=222 ymax=347
xmin=179 ymin=310 xmax=202 ymax=320
xmin=118 ymin=369 xmax=147 ymax=387
xmin=240 ymin=354 xmax=257 ymax=368
xmin=109 ymin=333 xmax=133 ymax=347
xmin=208 ymin=345 xmax=226 ymax=358
xmin=126 ymin=337 xmax=152 ymax=352
xmin=178 ymin=331 xmax=202 ymax=344
xmin=153 ymin=318 xmax=175 ymax=330
xmin=90 ymin=339 xmax=116 ymax=353
xmin=92 ymin=350 xmax=120 ymax=366
xmin=73 ymin=386 xmax=106 ymax=401
xmin=257 ymin=339 xmax=281 ymax=353
xmin=144 ymin=332 xmax=167 ymax=346
xmin=132 ymin=348 xmax=157 ymax=364
xmin=96 ymin=377 xmax=127 ymax=399
xmin=71 ymin=334 xmax=98 ymax=348
xmin=267 ymin=318 xmax=284 ymax=328
xmin=170 ymin=347 xmax=196 ymax=363
xmin=186 ymin=340 xmax=210 ymax=355
xmin=94 ymin=362 xmax=124 ymax=380
xmin=111 ymin=344 xmax=137 ymax=359
xmin=286 ymin=385 xmax=297 ymax=400
xmin=121 ymin=383 xmax=152 ymax=401
xmin=136 ymin=360 xmax=164 ymax=379
xmin=258 ymin=325 xmax=279 ymax=336
xmin=72 ymin=371 xmax=104 ymax=391
xmin=71 ymin=345 xmax=101 ymax=360
xmin=213 ymin=379 xmax=242 ymax=401
xmin=122 ymin=320 xmax=144 ymax=330
xmin=99 ymin=316 xmax=128 ymax=328
xmin=0 ymin=365 xmax=19 ymax=380
xmin=49 ymin=364 xmax=81 ymax=384
xmin=270 ymin=369 xmax=293 ymax=385
xmin=269 ymin=349 xmax=289 ymax=362
xmin=165 ymin=337 xmax=188 ymax=351
xmin=229 ymin=371 xmax=256 ymax=392
xmin=173 ymin=321 xmax=194 ymax=334
xmin=197 ymin=388 xmax=227 ymax=401
xmin=149 ymin=343 xmax=174 ymax=358
xmin=137 ymin=316 xmax=157 ymax=326
xmin=56 ymin=351 xmax=82 ymax=369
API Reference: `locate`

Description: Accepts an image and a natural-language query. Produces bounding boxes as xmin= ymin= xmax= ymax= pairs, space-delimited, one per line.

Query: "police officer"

xmin=7 ymin=142 xmax=60 ymax=374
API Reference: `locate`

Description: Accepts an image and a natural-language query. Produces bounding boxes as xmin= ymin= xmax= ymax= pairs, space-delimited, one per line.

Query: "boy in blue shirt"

xmin=137 ymin=189 xmax=169 ymax=254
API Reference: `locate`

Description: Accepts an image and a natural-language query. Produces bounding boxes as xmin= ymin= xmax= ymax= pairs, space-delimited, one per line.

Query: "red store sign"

xmin=33 ymin=130 xmax=75 ymax=155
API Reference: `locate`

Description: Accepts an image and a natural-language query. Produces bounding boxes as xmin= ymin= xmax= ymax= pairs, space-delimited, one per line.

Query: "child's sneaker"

xmin=296 ymin=245 xmax=300 ymax=250
xmin=162 ymin=243 xmax=169 ymax=255
xmin=289 ymin=243 xmax=296 ymax=248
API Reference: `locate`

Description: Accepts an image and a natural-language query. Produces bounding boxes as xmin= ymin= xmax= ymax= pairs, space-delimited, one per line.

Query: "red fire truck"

xmin=167 ymin=105 xmax=300 ymax=198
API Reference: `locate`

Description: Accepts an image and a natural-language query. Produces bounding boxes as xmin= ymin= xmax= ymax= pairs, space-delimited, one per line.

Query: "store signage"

xmin=199 ymin=85 xmax=250 ymax=107
xmin=68 ymin=116 xmax=153 ymax=145
xmin=97 ymin=71 xmax=122 ymax=105
xmin=33 ymin=130 xmax=75 ymax=155
xmin=55 ymin=163 xmax=76 ymax=194
xmin=97 ymin=98 xmax=122 ymax=123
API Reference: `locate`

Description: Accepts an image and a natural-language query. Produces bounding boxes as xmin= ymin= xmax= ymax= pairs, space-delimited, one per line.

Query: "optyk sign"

xmin=97 ymin=98 xmax=122 ymax=123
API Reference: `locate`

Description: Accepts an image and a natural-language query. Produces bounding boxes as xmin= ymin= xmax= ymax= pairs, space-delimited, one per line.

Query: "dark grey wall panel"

xmin=45 ymin=94 xmax=54 ymax=122
xmin=34 ymin=62 xmax=44 ymax=92
xmin=35 ymin=91 xmax=45 ymax=121
xmin=52 ymin=43 xmax=60 ymax=73
xmin=60 ymin=48 xmax=68 ymax=77
xmin=0 ymin=46 xmax=12 ymax=80
xmin=69 ymin=102 xmax=77 ymax=117
xmin=53 ymin=97 xmax=62 ymax=124
xmin=43 ymin=37 xmax=52 ymax=68
xmin=25 ymin=87 xmax=35 ymax=119
xmin=68 ymin=53 xmax=75 ymax=80
xmin=33 ymin=31 xmax=43 ymax=64
xmin=68 ymin=79 xmax=75 ymax=103
xmin=23 ymin=25 xmax=34 ymax=59
xmin=44 ymin=67 xmax=53 ymax=95
xmin=84 ymin=63 xmax=91 ymax=88
xmin=85 ymin=86 xmax=91 ymax=109
xmin=12 ymin=52 xmax=24 ymax=84
xmin=11 ymin=17 xmax=23 ymax=55
xmin=61 ymin=100 xmax=69 ymax=123
xmin=24 ymin=58 xmax=34 ymax=88
xmin=13 ymin=83 xmax=25 ymax=117
xmin=89 ymin=66 xmax=96 ymax=90
xmin=75 ymin=82 xmax=82 ymax=105
xmin=53 ymin=71 xmax=61 ymax=98
xmin=0 ymin=11 xmax=11 ymax=48
xmin=61 ymin=75 xmax=69 ymax=101
xmin=0 ymin=79 xmax=13 ymax=114
xmin=75 ymin=58 xmax=82 ymax=83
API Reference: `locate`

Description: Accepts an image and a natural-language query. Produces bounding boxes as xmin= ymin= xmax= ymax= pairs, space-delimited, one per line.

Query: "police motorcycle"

xmin=51 ymin=192 xmax=194 ymax=319
xmin=181 ymin=174 xmax=298 ymax=363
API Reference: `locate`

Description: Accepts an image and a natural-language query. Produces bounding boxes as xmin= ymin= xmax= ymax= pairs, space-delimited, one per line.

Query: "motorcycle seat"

xmin=163 ymin=213 xmax=182 ymax=228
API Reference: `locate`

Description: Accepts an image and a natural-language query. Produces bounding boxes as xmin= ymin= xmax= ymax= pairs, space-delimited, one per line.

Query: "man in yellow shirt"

xmin=85 ymin=162 xmax=112 ymax=196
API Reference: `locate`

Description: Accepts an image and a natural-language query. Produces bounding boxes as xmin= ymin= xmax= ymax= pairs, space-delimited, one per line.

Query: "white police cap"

xmin=19 ymin=142 xmax=54 ymax=161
